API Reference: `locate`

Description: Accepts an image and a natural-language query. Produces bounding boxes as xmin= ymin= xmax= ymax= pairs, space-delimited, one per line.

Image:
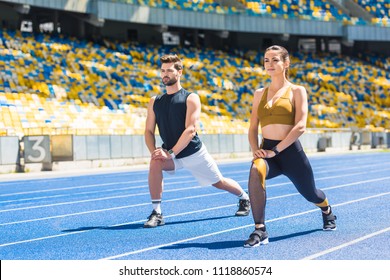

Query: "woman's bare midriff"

xmin=261 ymin=124 xmax=294 ymax=140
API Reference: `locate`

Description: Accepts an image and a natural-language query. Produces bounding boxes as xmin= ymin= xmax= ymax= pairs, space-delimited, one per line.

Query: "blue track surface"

xmin=1 ymin=151 xmax=390 ymax=260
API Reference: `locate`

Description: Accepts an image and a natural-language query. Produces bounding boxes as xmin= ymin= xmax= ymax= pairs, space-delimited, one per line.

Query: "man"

xmin=143 ymin=54 xmax=250 ymax=228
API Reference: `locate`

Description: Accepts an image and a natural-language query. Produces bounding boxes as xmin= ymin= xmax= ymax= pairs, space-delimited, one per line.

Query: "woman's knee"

xmin=299 ymin=188 xmax=326 ymax=204
xmin=252 ymin=159 xmax=267 ymax=178
xmin=249 ymin=161 xmax=267 ymax=192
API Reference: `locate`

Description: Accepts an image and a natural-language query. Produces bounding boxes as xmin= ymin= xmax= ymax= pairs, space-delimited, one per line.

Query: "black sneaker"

xmin=235 ymin=199 xmax=250 ymax=216
xmin=322 ymin=207 xmax=337 ymax=231
xmin=144 ymin=210 xmax=165 ymax=228
xmin=244 ymin=228 xmax=269 ymax=248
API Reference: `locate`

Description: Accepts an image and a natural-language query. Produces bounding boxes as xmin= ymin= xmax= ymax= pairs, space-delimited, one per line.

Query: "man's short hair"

xmin=160 ymin=54 xmax=183 ymax=70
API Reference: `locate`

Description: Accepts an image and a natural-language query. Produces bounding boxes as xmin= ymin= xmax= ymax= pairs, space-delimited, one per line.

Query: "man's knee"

xmin=212 ymin=178 xmax=225 ymax=189
xmin=149 ymin=158 xmax=164 ymax=172
xmin=150 ymin=158 xmax=175 ymax=173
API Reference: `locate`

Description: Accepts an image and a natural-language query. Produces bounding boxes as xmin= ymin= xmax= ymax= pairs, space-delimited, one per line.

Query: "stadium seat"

xmin=1 ymin=27 xmax=389 ymax=136
xmin=354 ymin=0 xmax=389 ymax=27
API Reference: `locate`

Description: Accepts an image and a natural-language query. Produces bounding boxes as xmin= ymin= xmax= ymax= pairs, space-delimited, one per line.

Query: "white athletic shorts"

xmin=166 ymin=144 xmax=223 ymax=186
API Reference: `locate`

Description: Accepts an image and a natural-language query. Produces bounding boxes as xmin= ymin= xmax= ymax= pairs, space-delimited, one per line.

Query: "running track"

xmin=1 ymin=151 xmax=390 ymax=261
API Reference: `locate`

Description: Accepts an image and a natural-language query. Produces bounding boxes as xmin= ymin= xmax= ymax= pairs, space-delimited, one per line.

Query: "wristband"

xmin=168 ymin=149 xmax=176 ymax=159
xmin=271 ymin=146 xmax=280 ymax=155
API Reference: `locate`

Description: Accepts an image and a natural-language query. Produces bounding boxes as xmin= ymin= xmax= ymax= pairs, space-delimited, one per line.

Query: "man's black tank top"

xmin=153 ymin=88 xmax=202 ymax=158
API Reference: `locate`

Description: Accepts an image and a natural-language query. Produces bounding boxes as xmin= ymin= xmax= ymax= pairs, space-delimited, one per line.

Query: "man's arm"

xmin=169 ymin=93 xmax=201 ymax=155
xmin=144 ymin=96 xmax=157 ymax=154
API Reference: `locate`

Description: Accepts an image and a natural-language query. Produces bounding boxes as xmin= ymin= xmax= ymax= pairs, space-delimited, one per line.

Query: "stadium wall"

xmin=0 ymin=132 xmax=388 ymax=173
xmin=1 ymin=0 xmax=389 ymax=55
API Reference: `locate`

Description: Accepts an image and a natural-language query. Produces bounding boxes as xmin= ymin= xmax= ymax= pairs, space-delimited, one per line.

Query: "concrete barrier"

xmin=0 ymin=130 xmax=388 ymax=173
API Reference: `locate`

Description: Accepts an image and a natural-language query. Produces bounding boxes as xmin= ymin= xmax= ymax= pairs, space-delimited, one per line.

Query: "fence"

xmin=0 ymin=130 xmax=388 ymax=173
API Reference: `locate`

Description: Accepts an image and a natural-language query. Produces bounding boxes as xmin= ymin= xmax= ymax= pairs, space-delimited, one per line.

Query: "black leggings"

xmin=249 ymin=138 xmax=328 ymax=225
xmin=262 ymin=138 xmax=326 ymax=203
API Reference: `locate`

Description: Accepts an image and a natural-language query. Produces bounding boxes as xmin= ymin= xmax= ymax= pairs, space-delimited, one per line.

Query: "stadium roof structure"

xmin=0 ymin=0 xmax=389 ymax=44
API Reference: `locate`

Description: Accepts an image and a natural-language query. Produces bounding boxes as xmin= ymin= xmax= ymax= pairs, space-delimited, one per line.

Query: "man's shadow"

xmin=160 ymin=229 xmax=322 ymax=250
xmin=61 ymin=215 xmax=236 ymax=233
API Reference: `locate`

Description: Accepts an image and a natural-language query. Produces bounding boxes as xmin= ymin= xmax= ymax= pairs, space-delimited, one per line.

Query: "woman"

xmin=244 ymin=45 xmax=337 ymax=248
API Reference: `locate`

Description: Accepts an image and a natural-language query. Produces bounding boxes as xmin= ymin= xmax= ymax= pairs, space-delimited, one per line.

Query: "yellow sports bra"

xmin=257 ymin=87 xmax=295 ymax=128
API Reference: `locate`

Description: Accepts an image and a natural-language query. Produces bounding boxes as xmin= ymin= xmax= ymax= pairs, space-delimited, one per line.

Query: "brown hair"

xmin=160 ymin=54 xmax=183 ymax=71
xmin=265 ymin=45 xmax=290 ymax=80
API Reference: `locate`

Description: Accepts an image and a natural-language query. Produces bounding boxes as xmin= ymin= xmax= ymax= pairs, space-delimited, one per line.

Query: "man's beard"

xmin=162 ymin=77 xmax=178 ymax=86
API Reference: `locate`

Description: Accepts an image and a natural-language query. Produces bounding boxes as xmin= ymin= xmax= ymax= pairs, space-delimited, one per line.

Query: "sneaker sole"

xmin=244 ymin=238 xmax=269 ymax=248
xmin=143 ymin=221 xmax=165 ymax=228
xmin=235 ymin=212 xmax=250 ymax=216
xmin=323 ymin=227 xmax=336 ymax=231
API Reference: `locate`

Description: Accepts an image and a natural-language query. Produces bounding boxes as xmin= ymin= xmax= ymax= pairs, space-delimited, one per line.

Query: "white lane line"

xmin=2 ymin=174 xmax=390 ymax=226
xmin=100 ymin=211 xmax=322 ymax=260
xmin=0 ymin=231 xmax=90 ymax=247
xmin=102 ymin=225 xmax=253 ymax=260
xmin=314 ymin=162 xmax=386 ymax=174
xmin=0 ymin=176 xmax=196 ymax=197
xmin=0 ymin=184 xmax=213 ymax=213
xmin=0 ymin=192 xmax=223 ymax=226
xmin=0 ymin=170 xmax=147 ymax=184
xmin=0 ymin=203 xmax=234 ymax=247
xmin=0 ymin=170 xmax=247 ymax=197
xmin=1 ymin=191 xmax=389 ymax=250
xmin=3 ymin=171 xmax=390 ymax=214
xmin=101 ymin=191 xmax=390 ymax=260
xmin=0 ymin=172 xmax=212 ymax=196
xmin=0 ymin=180 xmax=194 ymax=204
xmin=4 ymin=165 xmax=390 ymax=205
xmin=0 ymin=160 xmax=385 ymax=198
xmin=302 ymin=227 xmax=390 ymax=260
xmin=0 ymin=181 xmax=136 ymax=197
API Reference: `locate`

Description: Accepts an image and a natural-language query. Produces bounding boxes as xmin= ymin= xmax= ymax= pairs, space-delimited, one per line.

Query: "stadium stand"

xmin=240 ymin=0 xmax=352 ymax=22
xmin=354 ymin=0 xmax=390 ymax=27
xmin=0 ymin=26 xmax=389 ymax=137
xmin=113 ymin=0 xmax=237 ymax=14
xmin=112 ymin=0 xmax=385 ymax=26
xmin=0 ymin=0 xmax=389 ymax=138
xmin=112 ymin=0 xmax=378 ymax=25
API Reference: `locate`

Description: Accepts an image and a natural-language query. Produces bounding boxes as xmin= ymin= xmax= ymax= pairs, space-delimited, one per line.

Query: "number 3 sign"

xmin=23 ymin=135 xmax=52 ymax=163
